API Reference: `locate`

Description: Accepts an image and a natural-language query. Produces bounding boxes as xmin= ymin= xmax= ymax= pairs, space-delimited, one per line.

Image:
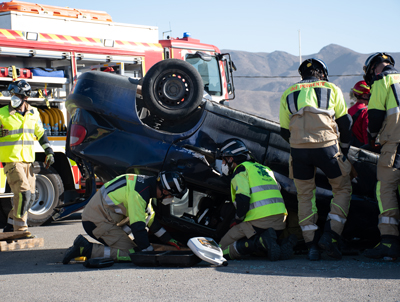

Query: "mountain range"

xmin=222 ymin=45 xmax=400 ymax=122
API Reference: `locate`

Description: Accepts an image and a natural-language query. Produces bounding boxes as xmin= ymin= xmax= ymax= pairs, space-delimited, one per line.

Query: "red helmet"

xmin=352 ymin=81 xmax=370 ymax=98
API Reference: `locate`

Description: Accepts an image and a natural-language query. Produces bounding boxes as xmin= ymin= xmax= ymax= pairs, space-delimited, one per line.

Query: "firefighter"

xmin=218 ymin=139 xmax=297 ymax=261
xmin=63 ymin=171 xmax=187 ymax=264
xmin=0 ymin=80 xmax=54 ymax=235
xmin=348 ymin=81 xmax=371 ymax=148
xmin=362 ymin=53 xmax=400 ymax=260
xmin=279 ymin=58 xmax=352 ymax=261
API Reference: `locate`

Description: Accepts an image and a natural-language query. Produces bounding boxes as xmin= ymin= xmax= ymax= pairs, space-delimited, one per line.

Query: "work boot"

xmin=363 ymin=236 xmax=400 ymax=261
xmin=3 ymin=223 xmax=13 ymax=233
xmin=318 ymin=231 xmax=342 ymax=260
xmin=258 ymin=228 xmax=281 ymax=261
xmin=307 ymin=244 xmax=321 ymax=261
xmin=63 ymin=235 xmax=93 ymax=265
xmin=279 ymin=234 xmax=298 ymax=260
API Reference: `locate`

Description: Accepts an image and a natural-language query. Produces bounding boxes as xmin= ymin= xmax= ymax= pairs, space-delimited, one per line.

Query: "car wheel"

xmin=142 ymin=59 xmax=204 ymax=120
xmin=28 ymin=162 xmax=64 ymax=226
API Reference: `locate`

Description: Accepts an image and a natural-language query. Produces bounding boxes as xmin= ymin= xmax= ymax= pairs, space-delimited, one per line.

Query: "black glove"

xmin=341 ymin=147 xmax=349 ymax=160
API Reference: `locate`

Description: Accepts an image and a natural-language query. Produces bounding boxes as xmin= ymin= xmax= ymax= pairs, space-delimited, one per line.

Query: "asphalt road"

xmin=1 ymin=215 xmax=400 ymax=302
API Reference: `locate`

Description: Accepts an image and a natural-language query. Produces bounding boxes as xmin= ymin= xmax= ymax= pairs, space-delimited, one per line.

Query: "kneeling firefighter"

xmin=218 ymin=139 xmax=297 ymax=261
xmin=63 ymin=171 xmax=187 ymax=264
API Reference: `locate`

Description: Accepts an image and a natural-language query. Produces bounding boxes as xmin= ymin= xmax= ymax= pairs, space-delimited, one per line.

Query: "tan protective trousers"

xmin=5 ymin=162 xmax=35 ymax=231
xmin=295 ymin=164 xmax=352 ymax=243
xmin=376 ymin=165 xmax=400 ymax=236
xmin=82 ymin=190 xmax=136 ymax=262
xmin=219 ymin=214 xmax=286 ymax=250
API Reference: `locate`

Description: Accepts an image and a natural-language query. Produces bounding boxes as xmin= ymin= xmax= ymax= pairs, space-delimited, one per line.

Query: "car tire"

xmin=28 ymin=162 xmax=64 ymax=226
xmin=142 ymin=59 xmax=204 ymax=120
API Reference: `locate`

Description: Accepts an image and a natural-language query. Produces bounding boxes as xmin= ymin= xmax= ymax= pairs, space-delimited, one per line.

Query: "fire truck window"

xmin=186 ymin=55 xmax=222 ymax=96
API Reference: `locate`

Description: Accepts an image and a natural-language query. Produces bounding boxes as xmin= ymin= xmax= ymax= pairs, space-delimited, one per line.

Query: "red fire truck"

xmin=0 ymin=1 xmax=235 ymax=226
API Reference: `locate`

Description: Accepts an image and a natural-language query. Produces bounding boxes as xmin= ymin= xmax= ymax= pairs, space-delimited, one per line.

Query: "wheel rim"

xmin=155 ymin=71 xmax=194 ymax=108
xmin=29 ymin=174 xmax=55 ymax=216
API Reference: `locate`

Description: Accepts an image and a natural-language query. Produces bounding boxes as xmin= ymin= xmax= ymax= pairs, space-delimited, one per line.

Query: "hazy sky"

xmin=16 ymin=0 xmax=400 ymax=56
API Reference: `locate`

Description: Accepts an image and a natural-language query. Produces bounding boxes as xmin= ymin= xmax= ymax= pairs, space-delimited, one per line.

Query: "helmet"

xmin=363 ymin=52 xmax=395 ymax=85
xmin=352 ymin=81 xmax=370 ymax=98
xmin=8 ymin=80 xmax=31 ymax=97
xmin=220 ymin=138 xmax=249 ymax=158
xmin=298 ymin=58 xmax=329 ymax=80
xmin=159 ymin=171 xmax=187 ymax=199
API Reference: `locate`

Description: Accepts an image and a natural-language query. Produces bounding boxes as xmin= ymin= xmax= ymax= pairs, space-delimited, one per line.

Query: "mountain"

xmin=222 ymin=45 xmax=400 ymax=122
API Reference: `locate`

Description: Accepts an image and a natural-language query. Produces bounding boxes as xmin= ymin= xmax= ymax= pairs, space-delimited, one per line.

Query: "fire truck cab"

xmin=0 ymin=1 xmax=235 ymax=227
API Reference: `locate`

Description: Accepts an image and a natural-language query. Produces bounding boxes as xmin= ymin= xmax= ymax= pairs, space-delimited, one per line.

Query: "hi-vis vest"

xmin=231 ymin=162 xmax=287 ymax=222
xmin=368 ymin=68 xmax=400 ymax=144
xmin=100 ymin=174 xmax=149 ymax=226
xmin=0 ymin=105 xmax=44 ymax=162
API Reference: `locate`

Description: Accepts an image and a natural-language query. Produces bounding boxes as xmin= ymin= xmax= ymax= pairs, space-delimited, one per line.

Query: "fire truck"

xmin=0 ymin=1 xmax=235 ymax=226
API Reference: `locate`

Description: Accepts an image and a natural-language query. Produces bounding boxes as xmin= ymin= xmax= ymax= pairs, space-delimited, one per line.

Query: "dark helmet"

xmin=159 ymin=171 xmax=187 ymax=199
xmin=363 ymin=52 xmax=395 ymax=85
xmin=298 ymin=58 xmax=329 ymax=81
xmin=220 ymin=138 xmax=250 ymax=158
xmin=8 ymin=80 xmax=31 ymax=97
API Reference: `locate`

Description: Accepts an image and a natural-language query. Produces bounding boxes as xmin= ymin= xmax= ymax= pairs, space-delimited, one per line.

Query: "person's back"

xmin=348 ymin=81 xmax=370 ymax=147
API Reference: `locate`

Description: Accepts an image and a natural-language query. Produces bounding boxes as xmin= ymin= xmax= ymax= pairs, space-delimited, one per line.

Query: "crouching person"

xmin=218 ymin=139 xmax=297 ymax=261
xmin=62 ymin=171 xmax=187 ymax=264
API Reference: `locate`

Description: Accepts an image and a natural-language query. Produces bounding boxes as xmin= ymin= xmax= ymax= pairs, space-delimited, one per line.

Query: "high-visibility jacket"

xmin=279 ymin=77 xmax=350 ymax=149
xmin=368 ymin=65 xmax=400 ymax=144
xmin=100 ymin=174 xmax=153 ymax=226
xmin=0 ymin=104 xmax=45 ymax=162
xmin=231 ymin=161 xmax=287 ymax=222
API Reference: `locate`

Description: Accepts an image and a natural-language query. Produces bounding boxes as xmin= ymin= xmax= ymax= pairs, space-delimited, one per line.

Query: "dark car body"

xmin=62 ymin=70 xmax=382 ymax=247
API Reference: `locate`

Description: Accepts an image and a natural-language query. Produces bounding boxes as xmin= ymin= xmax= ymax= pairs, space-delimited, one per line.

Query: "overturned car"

xmin=59 ymin=59 xmax=382 ymax=249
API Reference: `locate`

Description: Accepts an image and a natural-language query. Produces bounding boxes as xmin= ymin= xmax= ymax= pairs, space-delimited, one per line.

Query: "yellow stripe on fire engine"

xmin=63 ymin=35 xmax=79 ymax=45
xmin=38 ymin=33 xmax=48 ymax=42
xmin=48 ymin=34 xmax=64 ymax=43
xmin=0 ymin=29 xmax=16 ymax=39
xmin=148 ymin=43 xmax=162 ymax=49
xmin=77 ymin=36 xmax=93 ymax=45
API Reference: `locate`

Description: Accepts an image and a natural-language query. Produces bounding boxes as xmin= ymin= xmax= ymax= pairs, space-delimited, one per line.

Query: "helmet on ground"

xmin=220 ymin=138 xmax=250 ymax=158
xmin=8 ymin=80 xmax=31 ymax=97
xmin=159 ymin=171 xmax=187 ymax=199
xmin=352 ymin=81 xmax=370 ymax=98
xmin=298 ymin=58 xmax=329 ymax=80
xmin=363 ymin=52 xmax=395 ymax=85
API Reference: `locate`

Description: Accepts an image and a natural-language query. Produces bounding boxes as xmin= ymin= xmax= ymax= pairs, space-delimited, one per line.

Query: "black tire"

xmin=27 ymin=162 xmax=64 ymax=226
xmin=142 ymin=59 xmax=204 ymax=120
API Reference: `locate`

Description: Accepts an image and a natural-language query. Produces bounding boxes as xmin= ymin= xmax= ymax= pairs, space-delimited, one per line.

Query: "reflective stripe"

xmin=250 ymin=184 xmax=279 ymax=194
xmin=162 ymin=174 xmax=171 ymax=190
xmin=379 ymin=217 xmax=399 ymax=225
xmin=300 ymin=224 xmax=318 ymax=232
xmin=340 ymin=142 xmax=350 ymax=148
xmin=391 ymin=82 xmax=400 ymax=106
xmin=10 ymin=219 xmax=28 ymax=227
xmin=387 ymin=106 xmax=400 ymax=116
xmin=0 ymin=140 xmax=34 ymax=147
xmin=249 ymin=197 xmax=284 ymax=210
xmin=220 ymin=140 xmax=236 ymax=151
xmin=122 ymin=225 xmax=132 ymax=234
xmin=8 ymin=128 xmax=35 ymax=135
xmin=7 ymin=217 xmax=13 ymax=225
xmin=314 ymin=87 xmax=330 ymax=110
xmin=328 ymin=213 xmax=347 ymax=224
xmin=101 ymin=186 xmax=124 ymax=214
xmin=232 ymin=240 xmax=239 ymax=254
xmin=287 ymin=92 xmax=297 ymax=114
xmin=104 ymin=246 xmax=111 ymax=258
xmin=154 ymin=227 xmax=167 ymax=237
xmin=41 ymin=143 xmax=51 ymax=150
xmin=104 ymin=177 xmax=127 ymax=195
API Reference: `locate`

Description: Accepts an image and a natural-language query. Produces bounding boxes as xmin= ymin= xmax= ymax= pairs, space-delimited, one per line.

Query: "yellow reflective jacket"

xmin=231 ymin=161 xmax=287 ymax=222
xmin=0 ymin=104 xmax=44 ymax=162
xmin=279 ymin=78 xmax=348 ymax=148
xmin=100 ymin=174 xmax=153 ymax=226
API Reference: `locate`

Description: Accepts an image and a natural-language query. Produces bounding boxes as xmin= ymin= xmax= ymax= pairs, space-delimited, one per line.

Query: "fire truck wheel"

xmin=142 ymin=59 xmax=203 ymax=120
xmin=28 ymin=162 xmax=64 ymax=226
